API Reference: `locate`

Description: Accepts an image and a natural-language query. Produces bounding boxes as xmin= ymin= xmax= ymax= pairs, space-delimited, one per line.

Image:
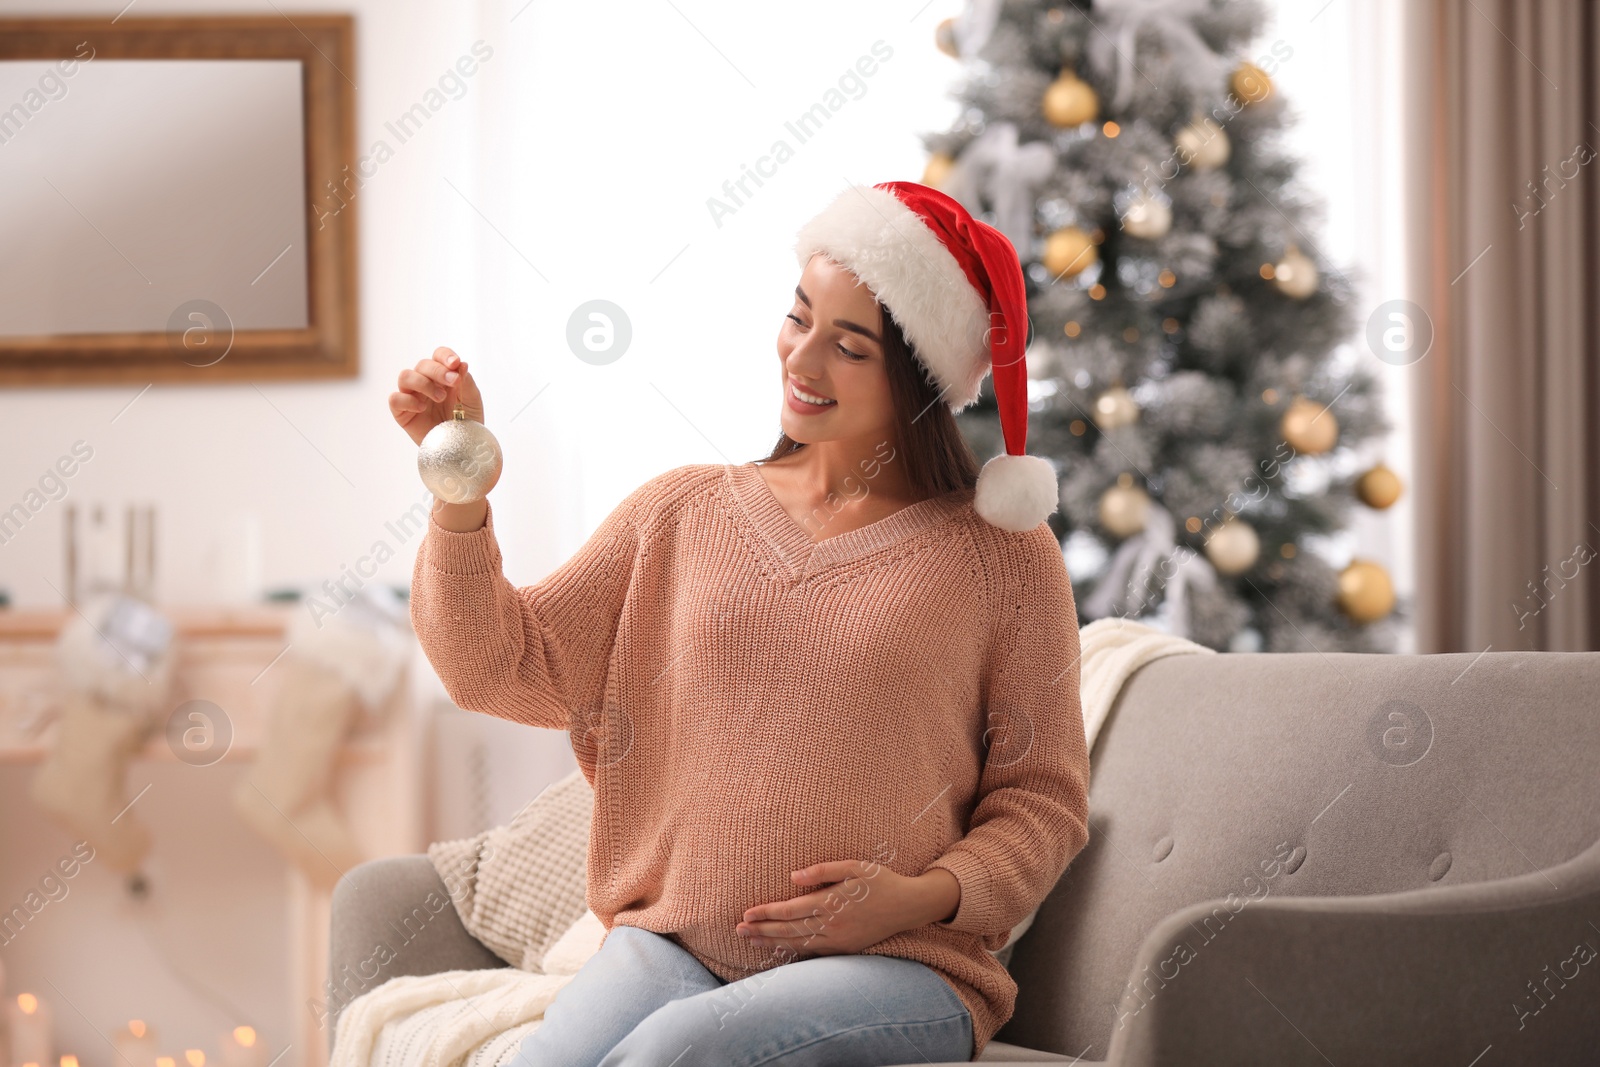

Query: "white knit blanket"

xmin=332 ymin=618 xmax=1208 ymax=1067
xmin=1076 ymin=616 xmax=1214 ymax=750
xmin=329 ymin=910 xmax=608 ymax=1067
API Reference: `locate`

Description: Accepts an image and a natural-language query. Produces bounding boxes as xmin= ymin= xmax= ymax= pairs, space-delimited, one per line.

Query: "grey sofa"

xmin=330 ymin=650 xmax=1600 ymax=1065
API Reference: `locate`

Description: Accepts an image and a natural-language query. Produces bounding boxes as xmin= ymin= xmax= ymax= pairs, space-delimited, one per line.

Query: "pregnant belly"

xmin=644 ymin=785 xmax=912 ymax=969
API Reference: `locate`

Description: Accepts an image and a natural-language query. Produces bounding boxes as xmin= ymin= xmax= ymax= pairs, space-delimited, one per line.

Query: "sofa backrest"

xmin=1000 ymin=650 xmax=1600 ymax=1059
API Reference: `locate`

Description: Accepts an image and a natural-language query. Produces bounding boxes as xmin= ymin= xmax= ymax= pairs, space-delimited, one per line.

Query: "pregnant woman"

xmin=391 ymin=181 xmax=1090 ymax=1066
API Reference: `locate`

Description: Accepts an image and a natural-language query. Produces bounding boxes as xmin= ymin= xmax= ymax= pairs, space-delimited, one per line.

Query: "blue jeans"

xmin=512 ymin=924 xmax=974 ymax=1066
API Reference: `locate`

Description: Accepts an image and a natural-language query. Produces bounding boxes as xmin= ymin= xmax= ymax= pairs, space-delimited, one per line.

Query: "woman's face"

xmin=776 ymin=253 xmax=896 ymax=448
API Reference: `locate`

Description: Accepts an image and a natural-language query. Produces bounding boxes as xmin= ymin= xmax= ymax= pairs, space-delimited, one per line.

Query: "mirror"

xmin=0 ymin=16 xmax=358 ymax=386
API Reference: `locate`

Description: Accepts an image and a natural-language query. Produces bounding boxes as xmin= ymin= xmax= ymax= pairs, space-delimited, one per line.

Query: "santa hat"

xmin=793 ymin=180 xmax=1058 ymax=533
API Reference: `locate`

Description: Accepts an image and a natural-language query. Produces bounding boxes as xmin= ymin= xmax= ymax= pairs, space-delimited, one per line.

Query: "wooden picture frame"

xmin=0 ymin=15 xmax=359 ymax=387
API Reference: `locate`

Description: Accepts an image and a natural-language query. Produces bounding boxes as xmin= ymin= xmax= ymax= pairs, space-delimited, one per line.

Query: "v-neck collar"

xmin=724 ymin=461 xmax=971 ymax=580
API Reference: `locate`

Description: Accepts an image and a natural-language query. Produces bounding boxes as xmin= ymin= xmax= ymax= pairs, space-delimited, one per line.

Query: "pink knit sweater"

xmin=409 ymin=461 xmax=1090 ymax=1059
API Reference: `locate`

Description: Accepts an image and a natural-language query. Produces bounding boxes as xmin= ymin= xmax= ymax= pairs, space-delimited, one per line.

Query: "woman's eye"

xmin=786 ymin=312 xmax=865 ymax=361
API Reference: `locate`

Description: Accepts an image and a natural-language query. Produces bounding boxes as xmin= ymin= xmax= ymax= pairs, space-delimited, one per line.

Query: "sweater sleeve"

xmin=408 ymin=488 xmax=645 ymax=732
xmin=924 ymin=521 xmax=1091 ymax=951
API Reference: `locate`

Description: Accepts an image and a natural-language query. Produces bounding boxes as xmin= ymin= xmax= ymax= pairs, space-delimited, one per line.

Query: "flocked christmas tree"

xmin=927 ymin=0 xmax=1403 ymax=653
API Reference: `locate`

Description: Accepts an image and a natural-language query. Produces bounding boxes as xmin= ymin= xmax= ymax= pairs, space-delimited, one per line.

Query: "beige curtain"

xmin=1401 ymin=0 xmax=1600 ymax=652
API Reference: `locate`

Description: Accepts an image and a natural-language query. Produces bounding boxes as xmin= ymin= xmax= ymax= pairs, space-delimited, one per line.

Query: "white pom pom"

xmin=974 ymin=453 xmax=1059 ymax=533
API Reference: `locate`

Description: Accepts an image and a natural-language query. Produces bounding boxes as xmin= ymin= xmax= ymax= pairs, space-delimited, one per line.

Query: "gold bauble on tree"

xmin=1043 ymin=70 xmax=1099 ymax=128
xmin=1271 ymin=245 xmax=1319 ymax=299
xmin=1231 ymin=62 xmax=1274 ymax=105
xmin=1337 ymin=559 xmax=1395 ymax=623
xmin=1355 ymin=463 xmax=1403 ymax=509
xmin=1042 ymin=226 xmax=1098 ymax=279
xmin=1092 ymin=385 xmax=1139 ymax=430
xmin=1204 ymin=518 xmax=1260 ymax=576
xmin=922 ymin=152 xmax=956 ymax=189
xmin=935 ymin=17 xmax=960 ymax=58
xmin=1120 ymin=191 xmax=1171 ymax=239
xmin=1099 ymin=475 xmax=1150 ymax=538
xmin=1175 ymin=116 xmax=1230 ymax=171
xmin=1280 ymin=395 xmax=1339 ymax=455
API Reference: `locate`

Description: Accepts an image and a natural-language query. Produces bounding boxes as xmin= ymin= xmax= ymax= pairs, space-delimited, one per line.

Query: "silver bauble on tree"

xmin=1204 ymin=517 xmax=1260 ymax=575
xmin=1175 ymin=116 xmax=1230 ymax=171
xmin=418 ymin=403 xmax=503 ymax=503
xmin=1271 ymin=245 xmax=1319 ymax=299
xmin=1098 ymin=476 xmax=1150 ymax=538
xmin=1092 ymin=385 xmax=1140 ymax=429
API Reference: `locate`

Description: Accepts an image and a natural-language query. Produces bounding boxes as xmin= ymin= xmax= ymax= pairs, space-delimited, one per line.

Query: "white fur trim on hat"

xmin=795 ymin=185 xmax=992 ymax=411
xmin=974 ymin=452 xmax=1059 ymax=533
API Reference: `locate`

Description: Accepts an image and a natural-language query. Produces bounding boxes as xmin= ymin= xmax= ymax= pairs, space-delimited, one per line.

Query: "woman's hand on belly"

xmin=734 ymin=855 xmax=962 ymax=959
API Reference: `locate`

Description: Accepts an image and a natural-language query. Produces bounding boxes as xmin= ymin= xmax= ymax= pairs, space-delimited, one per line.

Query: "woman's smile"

xmin=786 ymin=376 xmax=837 ymax=414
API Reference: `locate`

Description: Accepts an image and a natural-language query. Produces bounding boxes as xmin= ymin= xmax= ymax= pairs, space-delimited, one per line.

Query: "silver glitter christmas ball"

xmin=418 ymin=406 xmax=503 ymax=503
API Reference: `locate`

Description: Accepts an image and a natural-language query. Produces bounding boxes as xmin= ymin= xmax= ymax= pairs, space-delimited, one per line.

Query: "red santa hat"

xmin=793 ymin=180 xmax=1058 ymax=533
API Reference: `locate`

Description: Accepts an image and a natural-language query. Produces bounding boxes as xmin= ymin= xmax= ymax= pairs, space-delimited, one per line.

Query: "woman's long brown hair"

xmin=758 ymin=299 xmax=982 ymax=501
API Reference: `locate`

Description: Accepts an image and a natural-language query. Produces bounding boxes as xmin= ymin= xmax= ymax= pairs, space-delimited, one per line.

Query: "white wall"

xmin=0 ymin=0 xmax=967 ymax=611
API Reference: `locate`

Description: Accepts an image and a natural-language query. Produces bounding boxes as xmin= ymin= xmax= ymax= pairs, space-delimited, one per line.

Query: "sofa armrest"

xmin=325 ymin=855 xmax=508 ymax=1045
xmin=1106 ymin=837 xmax=1600 ymax=1066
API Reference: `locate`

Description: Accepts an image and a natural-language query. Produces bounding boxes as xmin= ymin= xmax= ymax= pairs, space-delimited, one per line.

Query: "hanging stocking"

xmin=232 ymin=585 xmax=411 ymax=889
xmin=30 ymin=593 xmax=177 ymax=876
xmin=232 ymin=653 xmax=366 ymax=888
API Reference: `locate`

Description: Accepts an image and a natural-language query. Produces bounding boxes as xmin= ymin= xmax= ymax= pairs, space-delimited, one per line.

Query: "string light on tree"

xmin=935 ymin=17 xmax=960 ymax=57
xmin=1043 ymin=69 xmax=1099 ymax=127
